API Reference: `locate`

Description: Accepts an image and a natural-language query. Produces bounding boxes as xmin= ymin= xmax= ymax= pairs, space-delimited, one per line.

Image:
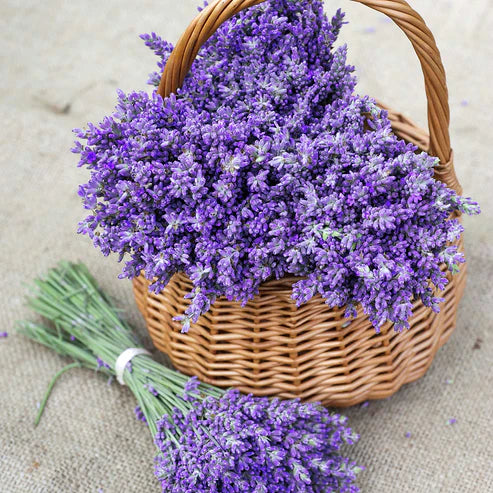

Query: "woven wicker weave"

xmin=133 ymin=0 xmax=466 ymax=406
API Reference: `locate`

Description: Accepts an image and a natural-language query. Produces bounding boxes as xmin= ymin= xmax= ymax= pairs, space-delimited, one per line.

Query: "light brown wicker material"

xmin=133 ymin=0 xmax=467 ymax=406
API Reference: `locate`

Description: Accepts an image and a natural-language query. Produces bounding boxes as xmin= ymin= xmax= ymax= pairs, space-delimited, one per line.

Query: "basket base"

xmin=133 ymin=242 xmax=466 ymax=407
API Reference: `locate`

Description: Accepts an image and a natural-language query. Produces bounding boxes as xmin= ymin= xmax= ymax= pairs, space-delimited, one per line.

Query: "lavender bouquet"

xmin=73 ymin=0 xmax=479 ymax=332
xmin=19 ymin=262 xmax=362 ymax=492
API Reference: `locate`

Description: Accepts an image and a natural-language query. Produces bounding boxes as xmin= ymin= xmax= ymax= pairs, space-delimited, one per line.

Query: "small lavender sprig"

xmin=18 ymin=262 xmax=362 ymax=492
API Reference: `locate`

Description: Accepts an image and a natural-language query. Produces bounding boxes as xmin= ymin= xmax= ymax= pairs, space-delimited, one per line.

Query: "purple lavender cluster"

xmin=154 ymin=389 xmax=361 ymax=492
xmin=73 ymin=0 xmax=479 ymax=331
xmin=134 ymin=405 xmax=148 ymax=424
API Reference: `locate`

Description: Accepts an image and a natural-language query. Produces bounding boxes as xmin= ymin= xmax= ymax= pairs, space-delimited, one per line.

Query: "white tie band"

xmin=115 ymin=348 xmax=151 ymax=385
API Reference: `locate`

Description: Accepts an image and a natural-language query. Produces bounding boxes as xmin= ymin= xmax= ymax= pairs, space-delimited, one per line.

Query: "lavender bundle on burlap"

xmin=19 ymin=262 xmax=362 ymax=492
xmin=74 ymin=0 xmax=479 ymax=332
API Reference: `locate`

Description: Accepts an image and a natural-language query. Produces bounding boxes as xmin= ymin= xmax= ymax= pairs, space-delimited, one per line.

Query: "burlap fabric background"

xmin=1 ymin=0 xmax=491 ymax=491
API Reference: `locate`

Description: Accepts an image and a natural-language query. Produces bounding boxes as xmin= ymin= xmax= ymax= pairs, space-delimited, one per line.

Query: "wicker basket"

xmin=133 ymin=0 xmax=466 ymax=406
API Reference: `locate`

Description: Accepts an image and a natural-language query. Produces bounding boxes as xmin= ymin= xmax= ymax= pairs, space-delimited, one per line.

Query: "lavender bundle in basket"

xmin=19 ymin=262 xmax=362 ymax=492
xmin=73 ymin=0 xmax=479 ymax=332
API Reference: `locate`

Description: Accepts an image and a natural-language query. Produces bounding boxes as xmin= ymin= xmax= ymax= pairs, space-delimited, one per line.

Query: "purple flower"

xmin=134 ymin=406 xmax=148 ymax=425
xmin=144 ymin=383 xmax=159 ymax=396
xmin=74 ymin=0 xmax=479 ymax=334
xmin=0 ymin=332 xmax=8 ymax=338
xmin=96 ymin=357 xmax=111 ymax=370
xmin=182 ymin=376 xmax=200 ymax=402
xmin=154 ymin=390 xmax=362 ymax=492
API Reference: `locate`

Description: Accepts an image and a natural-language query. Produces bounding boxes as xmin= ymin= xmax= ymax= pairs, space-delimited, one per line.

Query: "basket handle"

xmin=157 ymin=0 xmax=461 ymax=194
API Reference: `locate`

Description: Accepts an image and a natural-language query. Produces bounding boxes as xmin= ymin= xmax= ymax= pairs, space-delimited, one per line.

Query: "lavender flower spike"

xmin=74 ymin=0 xmax=479 ymax=333
xmin=155 ymin=390 xmax=362 ymax=493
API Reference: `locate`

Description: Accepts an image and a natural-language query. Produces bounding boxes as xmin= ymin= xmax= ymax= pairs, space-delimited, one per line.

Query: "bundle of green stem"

xmin=18 ymin=262 xmax=362 ymax=493
xmin=19 ymin=262 xmax=223 ymax=435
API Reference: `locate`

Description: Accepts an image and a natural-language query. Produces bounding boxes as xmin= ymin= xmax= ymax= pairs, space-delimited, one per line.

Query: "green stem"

xmin=22 ymin=262 xmax=228 ymax=450
xmin=34 ymin=362 xmax=81 ymax=427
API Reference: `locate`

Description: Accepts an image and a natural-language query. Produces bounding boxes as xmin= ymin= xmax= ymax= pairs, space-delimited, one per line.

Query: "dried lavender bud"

xmin=144 ymin=383 xmax=159 ymax=396
xmin=155 ymin=390 xmax=362 ymax=493
xmin=134 ymin=406 xmax=148 ymax=425
xmin=96 ymin=357 xmax=111 ymax=370
xmin=74 ymin=0 xmax=479 ymax=333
